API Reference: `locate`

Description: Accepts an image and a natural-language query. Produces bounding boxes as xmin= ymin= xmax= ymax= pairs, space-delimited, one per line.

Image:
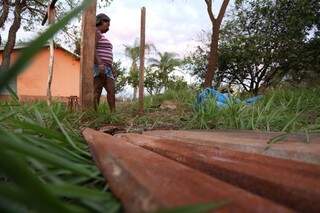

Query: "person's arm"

xmin=94 ymin=30 xmax=105 ymax=74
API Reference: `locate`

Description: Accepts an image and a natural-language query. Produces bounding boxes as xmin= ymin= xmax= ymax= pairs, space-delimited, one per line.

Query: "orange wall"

xmin=0 ymin=47 xmax=80 ymax=98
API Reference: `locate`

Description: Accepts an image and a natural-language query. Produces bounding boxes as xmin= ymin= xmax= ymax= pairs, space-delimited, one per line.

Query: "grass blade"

xmin=0 ymin=150 xmax=71 ymax=213
xmin=0 ymin=128 xmax=92 ymax=176
xmin=50 ymin=108 xmax=90 ymax=156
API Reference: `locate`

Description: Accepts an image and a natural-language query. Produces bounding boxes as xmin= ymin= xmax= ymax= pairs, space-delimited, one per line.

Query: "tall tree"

xmin=124 ymin=40 xmax=154 ymax=100
xmin=125 ymin=42 xmax=140 ymax=100
xmin=218 ymin=0 xmax=320 ymax=93
xmin=148 ymin=51 xmax=181 ymax=91
xmin=186 ymin=0 xmax=320 ymax=94
xmin=203 ymin=0 xmax=230 ymax=87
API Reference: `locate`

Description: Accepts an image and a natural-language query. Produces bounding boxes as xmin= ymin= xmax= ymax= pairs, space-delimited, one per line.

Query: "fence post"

xmin=139 ymin=7 xmax=146 ymax=114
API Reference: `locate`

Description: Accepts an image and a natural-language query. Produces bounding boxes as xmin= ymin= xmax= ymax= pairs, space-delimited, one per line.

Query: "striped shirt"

xmin=96 ymin=29 xmax=113 ymax=66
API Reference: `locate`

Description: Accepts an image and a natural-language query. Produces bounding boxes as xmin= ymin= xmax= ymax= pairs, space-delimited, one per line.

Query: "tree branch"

xmin=26 ymin=5 xmax=46 ymax=17
xmin=217 ymin=0 xmax=230 ymax=25
xmin=1 ymin=0 xmax=26 ymax=69
xmin=33 ymin=0 xmax=47 ymax=8
xmin=42 ymin=0 xmax=58 ymax=25
xmin=204 ymin=0 xmax=215 ymax=23
xmin=0 ymin=0 xmax=10 ymax=28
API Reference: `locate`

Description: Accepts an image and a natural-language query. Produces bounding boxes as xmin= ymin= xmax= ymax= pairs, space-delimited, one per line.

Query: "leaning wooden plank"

xmin=144 ymin=130 xmax=320 ymax=164
xmin=119 ymin=133 xmax=320 ymax=213
xmin=82 ymin=128 xmax=291 ymax=213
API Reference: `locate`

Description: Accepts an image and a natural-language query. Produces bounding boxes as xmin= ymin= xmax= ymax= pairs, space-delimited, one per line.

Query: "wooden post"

xmin=46 ymin=5 xmax=56 ymax=106
xmin=138 ymin=7 xmax=146 ymax=114
xmin=80 ymin=0 xmax=96 ymax=109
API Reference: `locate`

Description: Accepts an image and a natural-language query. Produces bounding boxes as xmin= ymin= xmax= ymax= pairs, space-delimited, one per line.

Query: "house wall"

xmin=0 ymin=47 xmax=80 ymax=100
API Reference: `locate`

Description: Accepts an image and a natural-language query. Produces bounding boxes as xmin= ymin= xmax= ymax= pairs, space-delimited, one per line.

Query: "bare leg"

xmin=105 ymin=77 xmax=116 ymax=112
xmin=94 ymin=76 xmax=103 ymax=111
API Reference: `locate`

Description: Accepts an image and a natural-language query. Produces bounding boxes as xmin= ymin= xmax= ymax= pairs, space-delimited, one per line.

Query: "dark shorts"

xmin=93 ymin=64 xmax=114 ymax=80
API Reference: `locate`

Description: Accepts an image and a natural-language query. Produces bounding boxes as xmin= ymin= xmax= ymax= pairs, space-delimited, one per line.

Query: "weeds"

xmin=188 ymin=88 xmax=320 ymax=133
xmin=0 ymin=101 xmax=120 ymax=212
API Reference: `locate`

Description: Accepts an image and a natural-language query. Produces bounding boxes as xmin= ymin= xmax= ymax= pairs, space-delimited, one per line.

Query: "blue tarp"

xmin=196 ymin=88 xmax=262 ymax=108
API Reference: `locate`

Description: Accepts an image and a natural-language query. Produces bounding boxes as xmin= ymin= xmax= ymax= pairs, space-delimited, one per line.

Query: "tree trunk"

xmin=46 ymin=6 xmax=56 ymax=106
xmin=1 ymin=0 xmax=26 ymax=71
xmin=0 ymin=0 xmax=10 ymax=46
xmin=47 ymin=38 xmax=55 ymax=105
xmin=203 ymin=0 xmax=230 ymax=88
xmin=204 ymin=23 xmax=220 ymax=87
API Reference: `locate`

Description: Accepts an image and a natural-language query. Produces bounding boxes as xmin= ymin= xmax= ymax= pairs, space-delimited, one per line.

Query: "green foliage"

xmin=218 ymin=0 xmax=320 ymax=93
xmin=285 ymin=36 xmax=320 ymax=86
xmin=113 ymin=60 xmax=127 ymax=93
xmin=183 ymin=41 xmax=208 ymax=85
xmin=127 ymin=64 xmax=139 ymax=88
xmin=119 ymin=87 xmax=196 ymax=130
xmin=0 ymin=101 xmax=120 ymax=212
xmin=145 ymin=67 xmax=188 ymax=96
xmin=167 ymin=76 xmax=188 ymax=91
xmin=148 ymin=51 xmax=182 ymax=91
xmin=184 ymin=0 xmax=320 ymax=92
xmin=114 ymin=86 xmax=320 ymax=134
xmin=145 ymin=66 xmax=163 ymax=95
xmin=125 ymin=39 xmax=156 ymax=95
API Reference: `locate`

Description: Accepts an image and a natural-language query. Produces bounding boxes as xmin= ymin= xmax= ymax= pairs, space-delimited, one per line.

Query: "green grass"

xmin=187 ymin=87 xmax=320 ymax=132
xmin=0 ymin=100 xmax=120 ymax=212
xmin=113 ymin=88 xmax=196 ymax=130
xmin=88 ymin=87 xmax=320 ymax=134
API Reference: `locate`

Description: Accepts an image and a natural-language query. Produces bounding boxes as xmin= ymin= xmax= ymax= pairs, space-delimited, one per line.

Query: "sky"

xmin=102 ymin=0 xmax=231 ymax=63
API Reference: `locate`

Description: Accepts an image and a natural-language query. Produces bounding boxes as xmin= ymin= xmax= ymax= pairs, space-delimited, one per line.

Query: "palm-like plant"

xmin=148 ymin=52 xmax=181 ymax=91
xmin=124 ymin=39 xmax=155 ymax=100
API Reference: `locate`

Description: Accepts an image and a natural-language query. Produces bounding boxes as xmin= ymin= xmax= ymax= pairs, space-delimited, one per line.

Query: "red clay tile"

xmin=83 ymin=128 xmax=292 ymax=213
xmin=120 ymin=133 xmax=320 ymax=212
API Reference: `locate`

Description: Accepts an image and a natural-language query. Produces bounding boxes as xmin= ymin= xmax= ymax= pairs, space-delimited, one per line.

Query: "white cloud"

xmin=101 ymin=0 xmax=234 ymax=62
xmin=102 ymin=0 xmax=216 ymax=57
